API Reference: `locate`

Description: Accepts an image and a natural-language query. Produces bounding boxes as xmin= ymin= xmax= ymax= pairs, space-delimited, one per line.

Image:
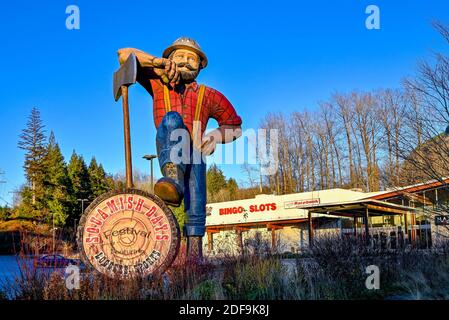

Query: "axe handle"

xmin=121 ymin=85 xmax=133 ymax=189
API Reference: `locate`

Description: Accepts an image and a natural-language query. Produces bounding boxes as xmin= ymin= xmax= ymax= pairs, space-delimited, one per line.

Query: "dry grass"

xmin=0 ymin=220 xmax=50 ymax=233
xmin=2 ymin=235 xmax=449 ymax=300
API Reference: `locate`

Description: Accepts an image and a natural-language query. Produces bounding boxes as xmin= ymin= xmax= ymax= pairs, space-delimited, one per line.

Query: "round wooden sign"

xmin=77 ymin=189 xmax=180 ymax=278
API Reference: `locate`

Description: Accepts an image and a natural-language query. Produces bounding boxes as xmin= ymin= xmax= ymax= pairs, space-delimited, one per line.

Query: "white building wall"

xmin=202 ymin=187 xmax=439 ymax=256
xmin=206 ymin=188 xmax=367 ymax=227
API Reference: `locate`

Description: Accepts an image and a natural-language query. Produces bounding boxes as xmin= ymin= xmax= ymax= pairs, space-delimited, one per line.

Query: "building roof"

xmin=300 ymin=199 xmax=416 ymax=217
xmin=366 ymin=176 xmax=449 ymax=200
xmin=205 ymin=177 xmax=446 ymax=228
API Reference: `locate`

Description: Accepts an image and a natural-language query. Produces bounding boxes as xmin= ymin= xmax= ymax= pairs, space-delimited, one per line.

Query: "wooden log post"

xmin=399 ymin=214 xmax=405 ymax=248
xmin=308 ymin=211 xmax=314 ymax=247
xmin=411 ymin=213 xmax=417 ymax=246
xmin=207 ymin=232 xmax=214 ymax=252
xmin=404 ymin=212 xmax=409 ymax=244
xmin=364 ymin=207 xmax=370 ymax=246
xmin=271 ymin=229 xmax=277 ymax=252
xmin=236 ymin=229 xmax=243 ymax=254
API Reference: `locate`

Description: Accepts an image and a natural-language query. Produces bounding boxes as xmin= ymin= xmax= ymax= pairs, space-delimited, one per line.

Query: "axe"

xmin=113 ymin=53 xmax=137 ymax=189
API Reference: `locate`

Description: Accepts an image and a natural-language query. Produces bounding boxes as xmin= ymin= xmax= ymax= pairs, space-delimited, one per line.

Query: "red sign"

xmin=219 ymin=203 xmax=277 ymax=215
xmin=284 ymin=199 xmax=320 ymax=209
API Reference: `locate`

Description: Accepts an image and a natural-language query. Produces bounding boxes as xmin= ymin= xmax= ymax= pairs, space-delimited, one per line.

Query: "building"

xmin=202 ymin=178 xmax=449 ymax=256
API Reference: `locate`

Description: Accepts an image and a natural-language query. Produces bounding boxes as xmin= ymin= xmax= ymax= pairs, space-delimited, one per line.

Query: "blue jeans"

xmin=156 ymin=112 xmax=206 ymax=237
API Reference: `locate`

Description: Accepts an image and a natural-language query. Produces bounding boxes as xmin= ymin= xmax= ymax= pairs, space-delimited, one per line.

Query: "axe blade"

xmin=113 ymin=53 xmax=138 ymax=101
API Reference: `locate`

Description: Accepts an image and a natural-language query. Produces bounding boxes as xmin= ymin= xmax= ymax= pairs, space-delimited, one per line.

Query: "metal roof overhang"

xmin=301 ymin=199 xmax=416 ymax=217
xmin=369 ymin=177 xmax=449 ymax=200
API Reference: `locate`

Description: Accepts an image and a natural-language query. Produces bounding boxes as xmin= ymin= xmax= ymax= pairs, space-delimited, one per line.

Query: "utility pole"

xmin=8 ymin=191 xmax=21 ymax=207
xmin=75 ymin=198 xmax=88 ymax=244
xmin=77 ymin=198 xmax=88 ymax=233
xmin=77 ymin=198 xmax=89 ymax=214
xmin=143 ymin=155 xmax=157 ymax=193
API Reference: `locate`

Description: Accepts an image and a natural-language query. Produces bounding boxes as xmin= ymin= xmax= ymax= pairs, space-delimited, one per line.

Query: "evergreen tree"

xmin=106 ymin=174 xmax=116 ymax=191
xmin=68 ymin=151 xmax=91 ymax=219
xmin=0 ymin=205 xmax=10 ymax=220
xmin=17 ymin=107 xmax=47 ymax=215
xmin=88 ymin=157 xmax=111 ymax=198
xmin=206 ymin=164 xmax=227 ymax=195
xmin=43 ymin=132 xmax=71 ymax=226
xmin=227 ymin=178 xmax=239 ymax=200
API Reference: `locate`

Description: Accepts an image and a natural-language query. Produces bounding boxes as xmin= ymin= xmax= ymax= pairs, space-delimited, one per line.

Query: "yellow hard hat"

xmin=163 ymin=37 xmax=208 ymax=69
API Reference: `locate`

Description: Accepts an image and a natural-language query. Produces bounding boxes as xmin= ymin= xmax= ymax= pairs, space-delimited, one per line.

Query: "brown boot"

xmin=186 ymin=236 xmax=204 ymax=264
xmin=154 ymin=163 xmax=184 ymax=207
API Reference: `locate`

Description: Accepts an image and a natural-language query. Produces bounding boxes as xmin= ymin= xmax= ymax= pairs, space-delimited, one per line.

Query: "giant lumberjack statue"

xmin=117 ymin=37 xmax=243 ymax=262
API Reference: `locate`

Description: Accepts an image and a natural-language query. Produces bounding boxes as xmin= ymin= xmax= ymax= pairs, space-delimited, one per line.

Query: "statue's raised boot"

xmin=154 ymin=162 xmax=184 ymax=207
xmin=186 ymin=236 xmax=204 ymax=264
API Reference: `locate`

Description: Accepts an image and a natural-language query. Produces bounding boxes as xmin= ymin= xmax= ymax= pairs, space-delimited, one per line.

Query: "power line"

xmin=1 ymin=191 xmax=21 ymax=207
xmin=0 ymin=195 xmax=12 ymax=206
xmin=0 ymin=199 xmax=11 ymax=206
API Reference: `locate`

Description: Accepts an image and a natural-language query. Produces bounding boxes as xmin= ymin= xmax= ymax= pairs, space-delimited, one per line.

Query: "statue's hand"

xmin=117 ymin=49 xmax=178 ymax=83
xmin=201 ymin=133 xmax=218 ymax=156
xmin=152 ymin=58 xmax=180 ymax=85
xmin=117 ymin=48 xmax=132 ymax=65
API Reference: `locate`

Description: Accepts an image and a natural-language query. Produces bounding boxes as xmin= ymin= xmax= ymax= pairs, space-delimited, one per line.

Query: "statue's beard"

xmin=179 ymin=69 xmax=199 ymax=82
xmin=176 ymin=62 xmax=200 ymax=83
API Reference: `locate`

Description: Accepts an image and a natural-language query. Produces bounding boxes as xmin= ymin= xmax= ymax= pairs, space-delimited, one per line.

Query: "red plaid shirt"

xmin=147 ymin=79 xmax=242 ymax=136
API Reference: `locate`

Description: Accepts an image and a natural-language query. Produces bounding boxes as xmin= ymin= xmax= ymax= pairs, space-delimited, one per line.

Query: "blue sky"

xmin=0 ymin=0 xmax=448 ymax=205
